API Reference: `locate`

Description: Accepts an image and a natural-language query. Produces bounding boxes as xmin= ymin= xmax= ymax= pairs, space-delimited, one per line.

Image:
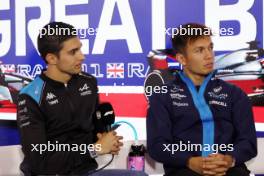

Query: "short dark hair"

xmin=171 ymin=23 xmax=212 ymax=54
xmin=37 ymin=21 xmax=77 ymax=63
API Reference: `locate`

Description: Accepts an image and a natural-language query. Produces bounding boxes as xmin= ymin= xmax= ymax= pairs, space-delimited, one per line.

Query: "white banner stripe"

xmin=0 ymin=113 xmax=16 ymax=120
xmin=255 ymin=123 xmax=264 ymax=132
xmin=1 ymin=114 xmax=264 ymax=133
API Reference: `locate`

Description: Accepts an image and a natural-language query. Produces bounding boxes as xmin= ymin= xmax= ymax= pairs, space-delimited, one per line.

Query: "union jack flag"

xmin=106 ymin=63 xmax=124 ymax=78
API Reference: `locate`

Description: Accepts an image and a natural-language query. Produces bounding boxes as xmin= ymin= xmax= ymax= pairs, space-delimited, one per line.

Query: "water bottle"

xmin=127 ymin=143 xmax=145 ymax=171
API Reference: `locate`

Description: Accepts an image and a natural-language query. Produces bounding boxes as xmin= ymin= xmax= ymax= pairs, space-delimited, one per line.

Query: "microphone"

xmin=95 ymin=102 xmax=115 ymax=132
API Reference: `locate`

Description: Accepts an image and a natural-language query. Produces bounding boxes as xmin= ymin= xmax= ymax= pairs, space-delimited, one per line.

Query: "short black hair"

xmin=171 ymin=23 xmax=212 ymax=54
xmin=37 ymin=21 xmax=77 ymax=63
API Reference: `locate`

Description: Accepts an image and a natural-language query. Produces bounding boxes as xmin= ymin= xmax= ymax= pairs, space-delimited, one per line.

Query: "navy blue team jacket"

xmin=147 ymin=71 xmax=257 ymax=174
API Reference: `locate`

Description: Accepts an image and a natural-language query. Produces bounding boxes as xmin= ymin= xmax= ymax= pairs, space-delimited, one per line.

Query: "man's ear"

xmin=45 ymin=53 xmax=58 ymax=65
xmin=176 ymin=53 xmax=187 ymax=66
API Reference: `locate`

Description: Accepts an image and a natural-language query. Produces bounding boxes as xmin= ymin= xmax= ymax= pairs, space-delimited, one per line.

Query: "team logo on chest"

xmin=46 ymin=92 xmax=59 ymax=105
xmin=79 ymin=83 xmax=92 ymax=96
xmin=170 ymin=85 xmax=187 ymax=101
xmin=208 ymin=86 xmax=228 ymax=107
xmin=208 ymin=86 xmax=228 ymax=100
xmin=170 ymin=85 xmax=184 ymax=93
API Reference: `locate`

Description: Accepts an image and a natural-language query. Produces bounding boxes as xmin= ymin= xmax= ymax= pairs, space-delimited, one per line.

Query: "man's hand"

xmin=95 ymin=131 xmax=123 ymax=155
xmin=187 ymin=156 xmax=204 ymax=175
xmin=203 ymin=153 xmax=234 ymax=176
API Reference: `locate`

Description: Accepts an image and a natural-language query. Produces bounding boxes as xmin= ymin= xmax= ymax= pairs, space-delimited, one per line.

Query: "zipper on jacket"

xmin=64 ymin=84 xmax=75 ymax=117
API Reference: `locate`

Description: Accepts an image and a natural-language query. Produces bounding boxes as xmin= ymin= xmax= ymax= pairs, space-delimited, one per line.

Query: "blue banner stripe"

xmin=256 ymin=131 xmax=264 ymax=138
xmin=0 ymin=121 xmax=20 ymax=146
